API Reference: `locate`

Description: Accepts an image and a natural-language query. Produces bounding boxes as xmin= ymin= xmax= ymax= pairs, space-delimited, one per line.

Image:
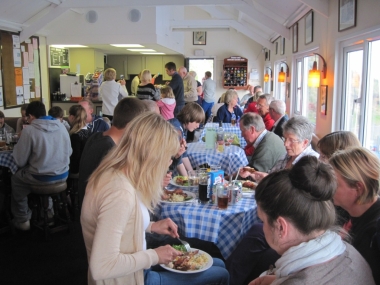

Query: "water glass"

xmin=198 ymin=172 xmax=209 ymax=204
xmin=188 ymin=170 xmax=199 ymax=186
xmin=217 ymin=185 xmax=228 ymax=210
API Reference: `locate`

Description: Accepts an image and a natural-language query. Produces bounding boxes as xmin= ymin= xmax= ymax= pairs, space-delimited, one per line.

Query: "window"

xmin=273 ymin=60 xmax=286 ymax=102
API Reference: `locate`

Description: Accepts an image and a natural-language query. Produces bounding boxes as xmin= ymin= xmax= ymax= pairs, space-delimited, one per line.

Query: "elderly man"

xmin=79 ymin=98 xmax=110 ymax=134
xmin=178 ymin=66 xmax=197 ymax=104
xmin=239 ymin=112 xmax=285 ymax=172
xmin=165 ymin=62 xmax=185 ymax=117
xmin=240 ymin=85 xmax=255 ymax=108
xmin=269 ymin=100 xmax=289 ymax=138
xmin=256 ymin=94 xmax=275 ymax=131
xmin=11 ymin=101 xmax=72 ymax=231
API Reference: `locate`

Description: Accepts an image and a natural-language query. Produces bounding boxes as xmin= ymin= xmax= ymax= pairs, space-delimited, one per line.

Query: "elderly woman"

xmin=249 ymin=156 xmax=375 ymax=285
xmin=81 ymin=112 xmax=229 ymax=285
xmin=216 ymin=89 xmax=243 ymax=123
xmin=137 ymin=69 xmax=160 ymax=102
xmin=329 ymin=147 xmax=380 ymax=284
xmin=0 ymin=111 xmax=15 ymax=134
xmin=100 ymin=68 xmax=128 ymax=121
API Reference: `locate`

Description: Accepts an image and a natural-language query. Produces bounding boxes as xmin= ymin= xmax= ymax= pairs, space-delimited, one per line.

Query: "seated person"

xmin=250 ymin=156 xmax=375 ymax=285
xmin=48 ymin=106 xmax=70 ymax=132
xmin=216 ymin=89 xmax=243 ymax=123
xmin=67 ymin=105 xmax=90 ymax=174
xmin=11 ymin=101 xmax=71 ymax=231
xmin=16 ymin=103 xmax=29 ymax=133
xmin=79 ymin=98 xmax=110 ymax=134
xmin=268 ymin=100 xmax=288 ymax=139
xmin=0 ymin=111 xmax=15 ymax=133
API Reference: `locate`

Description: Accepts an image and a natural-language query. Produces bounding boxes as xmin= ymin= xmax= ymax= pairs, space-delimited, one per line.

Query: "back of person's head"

xmin=160 ymin=85 xmax=175 ymax=99
xmin=269 ymin=100 xmax=286 ymax=115
xmin=258 ymin=94 xmax=274 ymax=105
xmin=219 ymin=92 xmax=227 ymax=103
xmin=205 ymin=71 xmax=212 ymax=78
xmin=283 ymin=115 xmax=314 ymax=143
xmin=26 ymin=101 xmax=46 ymax=119
xmin=104 ymin=68 xmax=116 ymax=81
xmin=140 ymin=69 xmax=152 ymax=83
xmin=253 ymin=91 xmax=263 ymax=101
xmin=240 ymin=113 xmax=265 ymax=132
xmin=102 ymin=117 xmax=111 ymax=127
xmin=48 ymin=106 xmax=64 ymax=119
xmin=165 ymin=62 xmax=176 ymax=71
xmin=188 ymin=71 xmax=197 ymax=78
xmin=256 ymin=156 xmax=336 ymax=235
xmin=177 ymin=102 xmax=205 ymax=124
xmin=225 ymin=89 xmax=238 ymax=104
xmin=69 ymin=104 xmax=87 ymax=134
xmin=113 ymin=97 xmax=147 ymax=129
xmin=318 ymin=131 xmax=361 ymax=160
xmin=329 ymin=147 xmax=380 ymax=204
xmin=88 ymin=112 xmax=179 ymax=211
xmin=253 ymin=85 xmax=262 ymax=93
xmin=79 ymin=98 xmax=94 ymax=110
xmin=142 ymin=100 xmax=159 ymax=114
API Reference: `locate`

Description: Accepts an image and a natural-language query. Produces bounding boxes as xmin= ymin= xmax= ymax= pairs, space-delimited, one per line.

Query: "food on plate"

xmin=166 ymin=249 xmax=208 ymax=271
xmin=172 ymin=245 xmax=187 ymax=252
xmin=242 ymin=180 xmax=257 ymax=190
xmin=162 ymin=188 xmax=192 ymax=202
xmin=175 ymin=176 xmax=189 ymax=186
xmin=242 ymin=166 xmax=256 ymax=173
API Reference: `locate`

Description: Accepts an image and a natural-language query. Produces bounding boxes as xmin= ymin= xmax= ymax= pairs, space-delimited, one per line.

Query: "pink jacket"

xmin=157 ymin=98 xmax=176 ymax=120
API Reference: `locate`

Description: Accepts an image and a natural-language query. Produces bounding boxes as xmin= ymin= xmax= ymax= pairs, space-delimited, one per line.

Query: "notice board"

xmin=0 ymin=30 xmax=42 ymax=108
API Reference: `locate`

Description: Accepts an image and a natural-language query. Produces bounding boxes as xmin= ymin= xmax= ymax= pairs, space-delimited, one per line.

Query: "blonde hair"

xmin=318 ymin=131 xmax=361 ymax=159
xmin=140 ymin=69 xmax=152 ymax=84
xmin=87 ymin=112 xmax=179 ymax=210
xmin=225 ymin=89 xmax=238 ymax=104
xmin=160 ymin=85 xmax=175 ymax=99
xmin=68 ymin=105 xmax=87 ymax=135
xmin=104 ymin=68 xmax=116 ymax=81
xmin=330 ymin=147 xmax=380 ymax=204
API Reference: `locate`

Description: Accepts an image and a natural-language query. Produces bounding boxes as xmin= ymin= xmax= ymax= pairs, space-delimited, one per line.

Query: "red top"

xmin=244 ymin=102 xmax=259 ymax=114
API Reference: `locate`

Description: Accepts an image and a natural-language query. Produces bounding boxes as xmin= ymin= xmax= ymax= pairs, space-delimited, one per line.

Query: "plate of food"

xmin=160 ymin=248 xmax=213 ymax=274
xmin=161 ymin=188 xmax=196 ymax=204
xmin=170 ymin=176 xmax=191 ymax=187
xmin=239 ymin=180 xmax=258 ymax=193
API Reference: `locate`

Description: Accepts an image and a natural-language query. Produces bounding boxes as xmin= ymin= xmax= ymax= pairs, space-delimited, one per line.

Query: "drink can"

xmin=228 ymin=184 xmax=240 ymax=205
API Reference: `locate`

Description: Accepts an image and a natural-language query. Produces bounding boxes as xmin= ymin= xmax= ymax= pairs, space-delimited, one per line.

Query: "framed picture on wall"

xmin=338 ymin=0 xmax=357 ymax=32
xmin=292 ymin=23 xmax=298 ymax=53
xmin=193 ymin=31 xmax=206 ymax=45
xmin=320 ymin=85 xmax=328 ymax=115
xmin=281 ymin=37 xmax=285 ymax=55
xmin=305 ymin=10 xmax=313 ymax=45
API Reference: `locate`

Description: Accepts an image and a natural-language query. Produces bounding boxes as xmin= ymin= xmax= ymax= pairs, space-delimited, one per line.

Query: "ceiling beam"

xmin=0 ymin=19 xmax=24 ymax=32
xmin=171 ymin=19 xmax=272 ymax=48
xmin=20 ymin=6 xmax=69 ymax=42
xmin=44 ymin=0 xmax=63 ymax=5
xmin=299 ymin=0 xmax=328 ymax=18
xmin=233 ymin=2 xmax=290 ymax=39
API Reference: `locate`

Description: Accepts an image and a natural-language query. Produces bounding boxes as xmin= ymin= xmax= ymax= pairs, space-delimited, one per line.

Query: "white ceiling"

xmin=0 ymin=0 xmax=329 ymax=55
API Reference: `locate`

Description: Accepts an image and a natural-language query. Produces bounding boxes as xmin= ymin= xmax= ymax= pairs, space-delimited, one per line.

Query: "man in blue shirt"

xmin=79 ymin=98 xmax=110 ymax=134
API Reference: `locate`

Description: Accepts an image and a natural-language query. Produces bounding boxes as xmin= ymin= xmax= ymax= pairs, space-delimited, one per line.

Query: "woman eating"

xmin=81 ymin=112 xmax=228 ymax=285
xmin=329 ymin=147 xmax=380 ymax=284
xmin=250 ymin=156 xmax=375 ymax=285
xmin=216 ymin=89 xmax=243 ymax=123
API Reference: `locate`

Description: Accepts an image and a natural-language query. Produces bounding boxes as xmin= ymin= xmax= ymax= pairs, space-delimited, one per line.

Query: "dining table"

xmin=0 ymin=150 xmax=18 ymax=174
xmin=155 ymin=188 xmax=259 ymax=259
xmin=200 ymin=123 xmax=247 ymax=149
xmin=186 ymin=141 xmax=248 ymax=175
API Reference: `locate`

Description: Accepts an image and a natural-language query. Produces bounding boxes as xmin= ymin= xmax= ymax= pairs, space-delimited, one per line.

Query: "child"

xmin=48 ymin=106 xmax=71 ymax=132
xmin=157 ymin=85 xmax=176 ymax=120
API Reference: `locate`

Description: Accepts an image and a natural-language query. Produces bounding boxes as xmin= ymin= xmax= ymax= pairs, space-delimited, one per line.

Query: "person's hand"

xmin=165 ymin=81 xmax=170 ymax=85
xmin=239 ymin=168 xmax=251 ymax=179
xmin=251 ymin=171 xmax=268 ymax=182
xmin=119 ymin=79 xmax=126 ymax=85
xmin=151 ymin=218 xmax=179 ymax=238
xmin=248 ymin=275 xmax=276 ymax=285
xmin=163 ymin=172 xmax=172 ymax=187
xmin=154 ymin=245 xmax=183 ymax=264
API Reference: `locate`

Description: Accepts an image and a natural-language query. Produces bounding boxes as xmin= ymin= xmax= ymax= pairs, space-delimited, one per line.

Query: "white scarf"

xmin=274 ymin=230 xmax=346 ymax=278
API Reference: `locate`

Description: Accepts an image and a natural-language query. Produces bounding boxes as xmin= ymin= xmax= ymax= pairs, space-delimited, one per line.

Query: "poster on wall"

xmin=49 ymin=47 xmax=69 ymax=68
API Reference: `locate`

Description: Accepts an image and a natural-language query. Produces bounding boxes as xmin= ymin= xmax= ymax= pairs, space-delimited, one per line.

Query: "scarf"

xmin=274 ymin=230 xmax=346 ymax=278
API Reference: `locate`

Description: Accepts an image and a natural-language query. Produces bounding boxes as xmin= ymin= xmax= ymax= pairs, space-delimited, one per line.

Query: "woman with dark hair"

xmin=329 ymin=147 xmax=380 ymax=284
xmin=250 ymin=156 xmax=375 ymax=285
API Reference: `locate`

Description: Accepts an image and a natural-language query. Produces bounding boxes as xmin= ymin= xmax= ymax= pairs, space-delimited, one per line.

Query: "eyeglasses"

xmin=257 ymin=103 xmax=266 ymax=108
xmin=282 ymin=137 xmax=301 ymax=144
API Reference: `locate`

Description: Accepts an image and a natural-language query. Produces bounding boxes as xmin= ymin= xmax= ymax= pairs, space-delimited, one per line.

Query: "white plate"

xmin=160 ymin=191 xmax=196 ymax=204
xmin=169 ymin=176 xmax=193 ymax=188
xmin=160 ymin=249 xmax=213 ymax=274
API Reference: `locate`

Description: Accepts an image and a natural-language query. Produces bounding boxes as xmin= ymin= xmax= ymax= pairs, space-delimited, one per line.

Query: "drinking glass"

xmin=198 ymin=172 xmax=209 ymax=204
xmin=217 ymin=186 xmax=228 ymax=210
xmin=188 ymin=170 xmax=199 ymax=186
xmin=224 ymin=133 xmax=233 ymax=147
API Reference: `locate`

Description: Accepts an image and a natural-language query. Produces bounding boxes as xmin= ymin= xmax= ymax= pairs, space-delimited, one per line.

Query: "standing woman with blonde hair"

xmin=68 ymin=105 xmax=90 ymax=174
xmin=137 ymin=69 xmax=160 ymax=101
xmin=81 ymin=112 xmax=229 ymax=285
xmin=100 ymin=68 xmax=128 ymax=122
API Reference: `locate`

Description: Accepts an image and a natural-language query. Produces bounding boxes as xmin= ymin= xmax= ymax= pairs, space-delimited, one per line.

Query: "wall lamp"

xmin=278 ymin=62 xmax=289 ymax=83
xmin=264 ymin=67 xmax=272 ymax=82
xmin=308 ymin=53 xmax=327 ymax=88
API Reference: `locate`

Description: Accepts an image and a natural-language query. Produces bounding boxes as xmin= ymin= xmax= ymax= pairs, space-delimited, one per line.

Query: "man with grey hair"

xmin=239 ymin=112 xmax=285 ymax=172
xmin=178 ymin=66 xmax=198 ymax=103
xmin=256 ymin=94 xmax=275 ymax=131
xmin=269 ymin=100 xmax=289 ymax=139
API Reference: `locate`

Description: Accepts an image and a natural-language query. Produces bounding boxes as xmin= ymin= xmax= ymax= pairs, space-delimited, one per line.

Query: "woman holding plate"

xmin=81 ymin=112 xmax=228 ymax=285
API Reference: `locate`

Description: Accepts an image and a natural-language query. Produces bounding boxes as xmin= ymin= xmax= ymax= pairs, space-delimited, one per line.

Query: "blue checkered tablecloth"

xmin=0 ymin=151 xmax=18 ymax=174
xmin=187 ymin=142 xmax=248 ymax=175
xmin=200 ymin=123 xmax=247 ymax=148
xmin=156 ymin=195 xmax=259 ymax=259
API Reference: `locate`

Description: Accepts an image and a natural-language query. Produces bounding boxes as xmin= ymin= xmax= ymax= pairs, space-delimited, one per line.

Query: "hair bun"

xmin=289 ymin=156 xmax=336 ymax=201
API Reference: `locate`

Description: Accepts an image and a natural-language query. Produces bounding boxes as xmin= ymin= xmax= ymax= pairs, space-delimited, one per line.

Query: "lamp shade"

xmin=264 ymin=73 xmax=270 ymax=82
xmin=278 ymin=67 xmax=285 ymax=83
xmin=308 ymin=61 xmax=321 ymax=87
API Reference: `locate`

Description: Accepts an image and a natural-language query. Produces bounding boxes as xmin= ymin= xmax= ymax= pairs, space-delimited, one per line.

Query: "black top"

xmin=350 ymin=197 xmax=380 ymax=284
xmin=168 ymin=72 xmax=185 ymax=106
xmin=69 ymin=129 xmax=90 ymax=174
xmin=272 ymin=114 xmax=289 ymax=139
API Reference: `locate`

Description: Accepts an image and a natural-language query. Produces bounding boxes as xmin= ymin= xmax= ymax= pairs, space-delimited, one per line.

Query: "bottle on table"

xmin=231 ymin=113 xmax=237 ymax=126
xmin=216 ymin=121 xmax=224 ymax=153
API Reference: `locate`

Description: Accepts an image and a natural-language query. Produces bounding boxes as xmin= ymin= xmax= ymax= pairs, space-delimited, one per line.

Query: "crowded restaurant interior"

xmin=1 ymin=0 xmax=380 ymax=284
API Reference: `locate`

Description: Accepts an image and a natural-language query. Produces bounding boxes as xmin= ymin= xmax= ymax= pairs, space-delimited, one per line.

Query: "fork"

xmin=178 ymin=238 xmax=191 ymax=252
